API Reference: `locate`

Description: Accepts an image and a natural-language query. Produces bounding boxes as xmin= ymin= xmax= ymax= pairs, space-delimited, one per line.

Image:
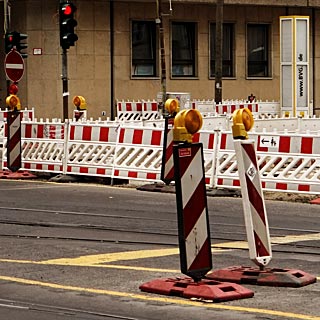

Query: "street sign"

xmin=5 ymin=49 xmax=25 ymax=82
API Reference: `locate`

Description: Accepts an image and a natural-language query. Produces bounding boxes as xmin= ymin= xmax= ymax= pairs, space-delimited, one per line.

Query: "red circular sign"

xmin=4 ymin=49 xmax=25 ymax=83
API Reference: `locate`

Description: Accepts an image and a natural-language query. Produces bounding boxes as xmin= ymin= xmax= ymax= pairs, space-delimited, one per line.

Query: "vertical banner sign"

xmin=7 ymin=111 xmax=22 ymax=172
xmin=161 ymin=116 xmax=175 ymax=183
xmin=173 ymin=143 xmax=212 ymax=281
xmin=280 ymin=16 xmax=309 ymax=117
xmin=234 ymin=140 xmax=272 ymax=267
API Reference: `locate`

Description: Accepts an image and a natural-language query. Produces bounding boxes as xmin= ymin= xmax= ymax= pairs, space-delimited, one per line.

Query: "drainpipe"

xmin=110 ymin=0 xmax=115 ymax=120
xmin=312 ymin=8 xmax=316 ymax=115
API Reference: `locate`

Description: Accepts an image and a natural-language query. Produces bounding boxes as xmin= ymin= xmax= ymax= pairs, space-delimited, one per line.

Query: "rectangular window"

xmin=247 ymin=24 xmax=270 ymax=77
xmin=171 ymin=22 xmax=196 ymax=77
xmin=132 ymin=21 xmax=157 ymax=77
xmin=210 ymin=23 xmax=234 ymax=77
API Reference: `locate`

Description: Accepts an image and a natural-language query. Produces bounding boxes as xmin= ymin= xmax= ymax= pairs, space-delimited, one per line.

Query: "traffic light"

xmin=5 ymin=32 xmax=15 ymax=53
xmin=59 ymin=1 xmax=78 ymax=49
xmin=232 ymin=108 xmax=254 ymax=140
xmin=5 ymin=31 xmax=28 ymax=58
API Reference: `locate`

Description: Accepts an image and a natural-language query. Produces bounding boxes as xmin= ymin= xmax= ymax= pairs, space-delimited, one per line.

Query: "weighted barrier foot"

xmin=206 ymin=266 xmax=317 ymax=287
xmin=139 ymin=277 xmax=254 ymax=302
xmin=0 ymin=170 xmax=37 ymax=179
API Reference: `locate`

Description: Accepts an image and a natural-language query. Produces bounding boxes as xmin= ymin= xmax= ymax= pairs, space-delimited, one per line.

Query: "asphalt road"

xmin=0 ymin=179 xmax=319 ymax=320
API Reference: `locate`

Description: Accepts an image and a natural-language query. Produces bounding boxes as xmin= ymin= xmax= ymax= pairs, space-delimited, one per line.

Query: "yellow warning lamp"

xmin=173 ymin=109 xmax=203 ymax=143
xmin=165 ymin=98 xmax=180 ymax=116
xmin=232 ymin=108 xmax=254 ymax=140
xmin=73 ymin=95 xmax=87 ymax=110
xmin=6 ymin=94 xmax=21 ymax=111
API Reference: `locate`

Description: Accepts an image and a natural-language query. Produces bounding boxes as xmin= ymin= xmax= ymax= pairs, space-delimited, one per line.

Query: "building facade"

xmin=1 ymin=0 xmax=320 ymax=119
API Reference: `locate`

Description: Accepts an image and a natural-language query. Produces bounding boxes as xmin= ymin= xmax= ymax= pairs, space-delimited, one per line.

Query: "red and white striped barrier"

xmin=117 ymin=101 xmax=143 ymax=121
xmin=112 ymin=126 xmax=163 ymax=181
xmin=3 ymin=120 xmax=65 ymax=174
xmin=192 ymin=131 xmax=217 ymax=186
xmin=66 ymin=122 xmax=118 ymax=177
xmin=215 ymin=131 xmax=320 ymax=194
xmin=0 ymin=108 xmax=34 ymax=122
xmin=117 ymin=100 xmax=160 ymax=121
xmin=3 ymin=117 xmax=320 ymax=196
xmin=234 ymin=140 xmax=272 ymax=266
xmin=173 ymin=143 xmax=212 ymax=280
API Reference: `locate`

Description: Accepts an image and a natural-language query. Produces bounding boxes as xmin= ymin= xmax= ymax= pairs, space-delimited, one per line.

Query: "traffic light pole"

xmin=62 ymin=48 xmax=69 ymax=121
xmin=215 ymin=0 xmax=223 ymax=104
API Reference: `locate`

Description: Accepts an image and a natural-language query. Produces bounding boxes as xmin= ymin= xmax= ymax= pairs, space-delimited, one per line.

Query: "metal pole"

xmin=157 ymin=0 xmax=166 ymax=113
xmin=62 ymin=48 xmax=69 ymax=121
xmin=4 ymin=0 xmax=11 ymax=95
xmin=215 ymin=0 xmax=223 ymax=104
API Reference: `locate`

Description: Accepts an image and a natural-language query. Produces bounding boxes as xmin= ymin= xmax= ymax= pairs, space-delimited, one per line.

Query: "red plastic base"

xmin=139 ymin=277 xmax=254 ymax=302
xmin=206 ymin=266 xmax=317 ymax=287
xmin=0 ymin=170 xmax=37 ymax=179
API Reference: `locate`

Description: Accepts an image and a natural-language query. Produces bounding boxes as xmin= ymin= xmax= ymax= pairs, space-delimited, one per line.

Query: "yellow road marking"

xmin=37 ymin=232 xmax=320 ymax=266
xmin=0 ymin=275 xmax=318 ymax=320
xmin=41 ymin=248 xmax=228 ymax=265
xmin=41 ymin=248 xmax=180 ymax=265
xmin=0 ymin=259 xmax=180 ymax=273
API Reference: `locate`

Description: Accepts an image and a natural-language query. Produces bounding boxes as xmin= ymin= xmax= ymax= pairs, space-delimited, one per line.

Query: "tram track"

xmin=0 ymin=216 xmax=318 ymax=256
xmin=0 ymin=298 xmax=143 ymax=320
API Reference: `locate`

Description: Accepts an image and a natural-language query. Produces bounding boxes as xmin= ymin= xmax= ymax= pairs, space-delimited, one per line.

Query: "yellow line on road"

xmin=0 ymin=275 xmax=318 ymax=320
xmin=40 ymin=248 xmax=228 ymax=266
xmin=0 ymin=259 xmax=180 ymax=273
xmin=37 ymin=232 xmax=320 ymax=266
xmin=40 ymin=248 xmax=180 ymax=265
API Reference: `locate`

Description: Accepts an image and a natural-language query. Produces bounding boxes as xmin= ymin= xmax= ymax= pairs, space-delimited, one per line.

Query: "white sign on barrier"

xmin=259 ymin=135 xmax=280 ymax=149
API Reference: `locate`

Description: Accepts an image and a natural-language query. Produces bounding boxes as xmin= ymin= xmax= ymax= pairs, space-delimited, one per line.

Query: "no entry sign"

xmin=5 ymin=49 xmax=25 ymax=83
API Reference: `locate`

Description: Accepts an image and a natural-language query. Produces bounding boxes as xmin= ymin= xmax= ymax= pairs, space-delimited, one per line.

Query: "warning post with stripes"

xmin=173 ymin=142 xmax=212 ymax=281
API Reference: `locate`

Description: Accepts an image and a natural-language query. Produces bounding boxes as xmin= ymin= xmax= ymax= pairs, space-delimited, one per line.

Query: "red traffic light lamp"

xmin=5 ymin=31 xmax=28 ymax=58
xmin=59 ymin=1 xmax=78 ymax=49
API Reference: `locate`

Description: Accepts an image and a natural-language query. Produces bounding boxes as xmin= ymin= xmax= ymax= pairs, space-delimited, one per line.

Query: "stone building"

xmin=1 ymin=0 xmax=320 ymax=119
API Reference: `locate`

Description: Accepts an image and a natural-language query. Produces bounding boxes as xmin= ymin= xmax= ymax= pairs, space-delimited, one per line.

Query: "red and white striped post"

xmin=234 ymin=139 xmax=272 ymax=267
xmin=140 ymin=105 xmax=254 ymax=301
xmin=173 ymin=142 xmax=212 ymax=281
xmin=207 ymin=108 xmax=317 ymax=287
xmin=6 ymin=110 xmax=22 ymax=172
xmin=160 ymin=116 xmax=175 ymax=184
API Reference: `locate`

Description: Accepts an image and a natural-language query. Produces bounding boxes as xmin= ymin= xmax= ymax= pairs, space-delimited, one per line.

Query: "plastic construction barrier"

xmin=214 ymin=131 xmax=320 ymax=194
xmin=0 ymin=108 xmax=34 ymax=122
xmin=2 ymin=119 xmax=65 ymax=174
xmin=3 ymin=118 xmax=320 ymax=195
xmin=66 ymin=121 xmax=118 ymax=177
xmin=116 ymin=100 xmax=161 ymax=121
xmin=112 ymin=126 xmax=163 ymax=182
xmin=191 ymin=100 xmax=278 ymax=117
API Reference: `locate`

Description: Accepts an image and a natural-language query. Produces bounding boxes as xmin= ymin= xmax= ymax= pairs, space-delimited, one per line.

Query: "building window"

xmin=210 ymin=23 xmax=234 ymax=77
xmin=131 ymin=21 xmax=157 ymax=77
xmin=171 ymin=22 xmax=196 ymax=77
xmin=247 ymin=24 xmax=270 ymax=77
